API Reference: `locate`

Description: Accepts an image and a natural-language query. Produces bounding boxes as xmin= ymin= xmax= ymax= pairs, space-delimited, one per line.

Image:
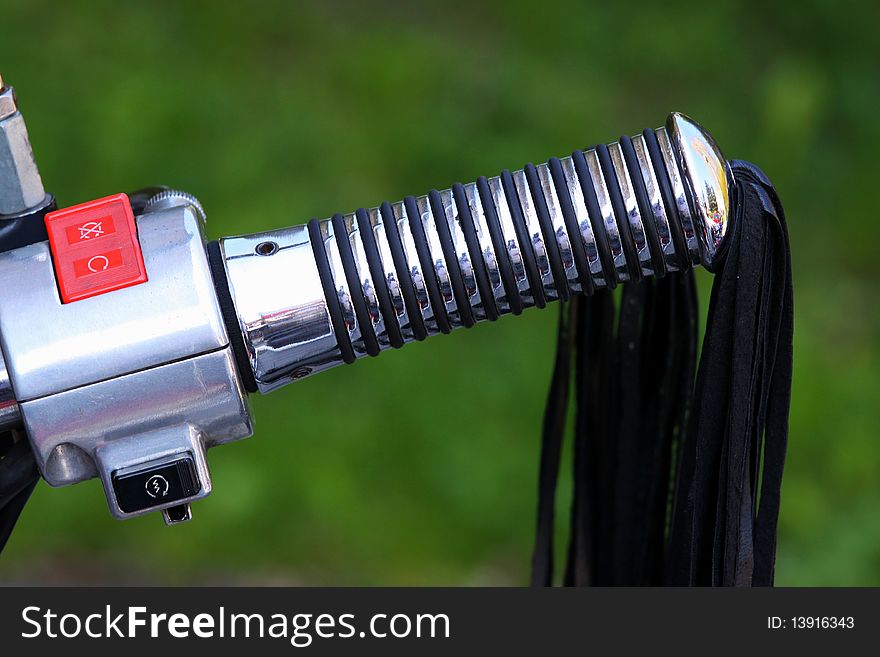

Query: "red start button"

xmin=44 ymin=193 xmax=148 ymax=303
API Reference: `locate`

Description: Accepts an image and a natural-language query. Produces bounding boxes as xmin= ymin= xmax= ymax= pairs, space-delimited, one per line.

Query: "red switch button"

xmin=44 ymin=193 xmax=148 ymax=303
xmin=64 ymin=215 xmax=117 ymax=244
xmin=72 ymin=248 xmax=125 ymax=278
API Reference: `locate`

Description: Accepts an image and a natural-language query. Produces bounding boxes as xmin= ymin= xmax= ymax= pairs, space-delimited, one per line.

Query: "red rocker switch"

xmin=44 ymin=193 xmax=148 ymax=303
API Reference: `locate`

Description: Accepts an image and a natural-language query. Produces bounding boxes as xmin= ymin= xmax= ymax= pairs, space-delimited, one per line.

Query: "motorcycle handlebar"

xmin=212 ymin=112 xmax=732 ymax=394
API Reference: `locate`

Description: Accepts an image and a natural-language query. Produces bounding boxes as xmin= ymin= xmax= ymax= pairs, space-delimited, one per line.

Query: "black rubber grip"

xmin=453 ymin=183 xmax=498 ymax=322
xmin=524 ymin=163 xmax=570 ymax=301
xmin=548 ymin=157 xmax=594 ymax=296
xmin=207 ymin=240 xmax=259 ymax=393
xmin=476 ymin=176 xmax=523 ymax=315
xmin=428 ymin=189 xmax=476 ymax=328
xmin=404 ymin=195 xmax=452 ymax=334
xmin=571 ymin=149 xmax=617 ymax=289
xmin=307 ymin=219 xmax=357 ymax=365
xmin=380 ymin=201 xmax=428 ymax=341
xmin=356 ymin=207 xmax=404 ymax=348
xmin=332 ymin=213 xmax=381 ymax=357
xmin=501 ymin=169 xmax=546 ymax=308
xmin=595 ymin=143 xmax=642 ymax=284
xmin=620 ymin=135 xmax=666 ymax=278
xmin=643 ymin=128 xmax=689 ymax=272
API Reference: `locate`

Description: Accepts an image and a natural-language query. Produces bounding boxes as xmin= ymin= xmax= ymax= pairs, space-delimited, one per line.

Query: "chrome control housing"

xmin=0 ymin=203 xmax=253 ymax=521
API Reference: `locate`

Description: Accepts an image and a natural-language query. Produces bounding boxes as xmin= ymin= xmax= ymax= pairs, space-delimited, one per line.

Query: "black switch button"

xmin=112 ymin=457 xmax=200 ymax=513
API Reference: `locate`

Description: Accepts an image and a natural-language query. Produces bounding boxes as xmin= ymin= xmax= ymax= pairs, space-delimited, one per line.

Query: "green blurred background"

xmin=1 ymin=0 xmax=878 ymax=585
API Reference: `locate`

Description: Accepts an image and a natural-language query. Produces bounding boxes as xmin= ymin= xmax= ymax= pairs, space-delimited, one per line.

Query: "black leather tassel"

xmin=533 ymin=161 xmax=793 ymax=587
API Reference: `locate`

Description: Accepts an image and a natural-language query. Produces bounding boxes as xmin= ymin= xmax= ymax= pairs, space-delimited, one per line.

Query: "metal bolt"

xmin=0 ymin=79 xmax=48 ymax=216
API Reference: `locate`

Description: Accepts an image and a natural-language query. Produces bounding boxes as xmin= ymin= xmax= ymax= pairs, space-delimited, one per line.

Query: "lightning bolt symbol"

xmin=146 ymin=475 xmax=168 ymax=498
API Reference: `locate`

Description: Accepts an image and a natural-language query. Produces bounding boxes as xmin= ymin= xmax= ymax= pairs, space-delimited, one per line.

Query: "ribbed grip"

xmin=307 ymin=125 xmax=700 ymax=360
xmin=216 ymin=115 xmax=731 ymax=392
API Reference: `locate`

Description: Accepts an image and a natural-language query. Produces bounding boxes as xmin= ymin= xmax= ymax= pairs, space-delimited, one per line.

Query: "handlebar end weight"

xmin=665 ymin=112 xmax=732 ymax=272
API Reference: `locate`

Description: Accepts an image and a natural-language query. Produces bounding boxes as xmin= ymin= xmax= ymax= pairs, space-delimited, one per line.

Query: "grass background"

xmin=1 ymin=0 xmax=878 ymax=584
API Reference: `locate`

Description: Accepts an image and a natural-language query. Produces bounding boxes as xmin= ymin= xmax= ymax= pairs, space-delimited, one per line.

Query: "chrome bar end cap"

xmin=666 ymin=112 xmax=733 ymax=271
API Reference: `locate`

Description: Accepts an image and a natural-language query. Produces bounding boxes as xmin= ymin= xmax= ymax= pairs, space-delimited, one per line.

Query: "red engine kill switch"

xmin=44 ymin=193 xmax=148 ymax=303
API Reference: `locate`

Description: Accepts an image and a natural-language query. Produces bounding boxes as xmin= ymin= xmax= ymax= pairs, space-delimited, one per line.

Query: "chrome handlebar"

xmin=216 ymin=113 xmax=732 ymax=394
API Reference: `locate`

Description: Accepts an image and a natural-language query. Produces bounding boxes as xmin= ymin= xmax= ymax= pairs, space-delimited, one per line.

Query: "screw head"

xmin=255 ymin=241 xmax=279 ymax=256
